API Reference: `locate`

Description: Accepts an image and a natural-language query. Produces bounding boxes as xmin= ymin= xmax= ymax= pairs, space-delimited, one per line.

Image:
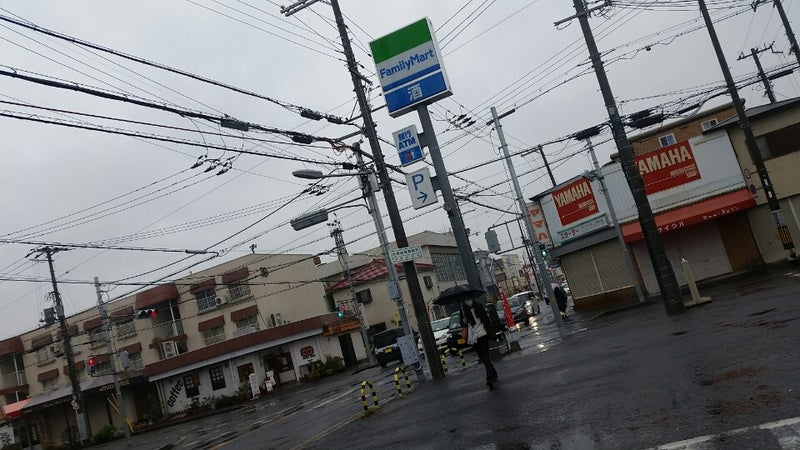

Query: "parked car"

xmin=416 ymin=317 xmax=452 ymax=355
xmin=373 ymin=328 xmax=405 ymax=368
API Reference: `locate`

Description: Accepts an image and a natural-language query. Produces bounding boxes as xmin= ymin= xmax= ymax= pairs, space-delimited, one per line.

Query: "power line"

xmin=0 ymin=10 xmax=348 ymax=123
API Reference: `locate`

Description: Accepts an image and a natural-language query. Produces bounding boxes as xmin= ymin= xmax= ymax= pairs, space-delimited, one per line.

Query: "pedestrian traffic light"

xmin=87 ymin=356 xmax=96 ymax=376
xmin=337 ymin=303 xmax=346 ymax=318
xmin=337 ymin=310 xmax=344 ymax=318
xmin=134 ymin=308 xmax=157 ymax=319
xmin=539 ymin=243 xmax=547 ymax=258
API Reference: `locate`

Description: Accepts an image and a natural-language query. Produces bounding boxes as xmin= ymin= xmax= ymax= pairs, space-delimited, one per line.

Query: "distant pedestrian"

xmin=553 ymin=284 xmax=569 ymax=319
xmin=461 ymin=298 xmax=499 ymax=386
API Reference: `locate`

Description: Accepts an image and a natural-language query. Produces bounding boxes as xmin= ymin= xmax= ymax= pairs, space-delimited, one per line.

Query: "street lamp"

xmin=289 ymin=155 xmax=430 ymax=381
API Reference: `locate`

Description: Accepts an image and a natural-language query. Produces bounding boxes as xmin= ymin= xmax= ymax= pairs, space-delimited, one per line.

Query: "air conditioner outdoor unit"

xmin=160 ymin=341 xmax=177 ymax=359
xmin=48 ymin=342 xmax=63 ymax=356
xmin=215 ymin=296 xmax=228 ymax=306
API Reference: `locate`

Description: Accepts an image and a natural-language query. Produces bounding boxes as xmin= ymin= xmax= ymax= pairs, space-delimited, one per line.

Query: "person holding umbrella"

xmin=434 ymin=285 xmax=499 ymax=387
xmin=461 ymin=296 xmax=499 ymax=386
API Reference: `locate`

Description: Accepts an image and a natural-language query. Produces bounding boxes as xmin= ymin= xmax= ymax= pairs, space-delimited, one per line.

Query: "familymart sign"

xmin=370 ymin=18 xmax=452 ymax=118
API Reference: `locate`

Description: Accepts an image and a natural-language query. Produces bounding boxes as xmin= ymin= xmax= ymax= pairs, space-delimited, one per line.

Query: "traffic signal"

xmin=134 ymin=309 xmax=157 ymax=319
xmin=337 ymin=310 xmax=344 ymax=318
xmin=87 ymin=356 xmax=96 ymax=376
xmin=539 ymin=243 xmax=547 ymax=258
xmin=337 ymin=303 xmax=345 ymax=318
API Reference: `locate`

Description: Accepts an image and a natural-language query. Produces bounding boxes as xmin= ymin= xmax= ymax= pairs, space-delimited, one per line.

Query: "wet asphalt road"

xmin=95 ymin=266 xmax=800 ymax=449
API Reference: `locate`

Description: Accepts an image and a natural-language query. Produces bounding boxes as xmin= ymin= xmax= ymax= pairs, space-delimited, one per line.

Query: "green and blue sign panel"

xmin=370 ymin=18 xmax=452 ymax=118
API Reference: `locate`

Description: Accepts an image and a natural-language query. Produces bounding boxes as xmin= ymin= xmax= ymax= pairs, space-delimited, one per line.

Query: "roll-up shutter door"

xmin=632 ymin=220 xmax=731 ymax=294
xmin=560 ymin=250 xmax=602 ymax=299
xmin=592 ymin=239 xmax=634 ymax=292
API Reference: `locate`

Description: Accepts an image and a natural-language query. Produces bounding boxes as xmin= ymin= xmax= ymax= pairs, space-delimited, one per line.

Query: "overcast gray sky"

xmin=1 ymin=0 xmax=798 ymax=340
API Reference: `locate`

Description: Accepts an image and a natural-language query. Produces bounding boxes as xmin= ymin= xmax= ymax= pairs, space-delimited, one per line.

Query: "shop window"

xmin=116 ymin=321 xmax=136 ymax=340
xmin=209 ymin=366 xmax=226 ymax=391
xmin=184 ymin=373 xmax=200 ymax=398
xmin=237 ymin=363 xmax=254 ymax=384
xmin=195 ymin=288 xmax=217 ymax=313
xmin=201 ymin=326 xmax=226 ymax=346
xmin=279 ymin=353 xmax=292 ymax=372
xmin=355 ymin=289 xmax=372 ymax=304
xmin=701 ymin=118 xmax=718 ymax=131
xmin=227 ymin=282 xmax=252 ymax=302
xmin=658 ymin=134 xmax=676 ymax=147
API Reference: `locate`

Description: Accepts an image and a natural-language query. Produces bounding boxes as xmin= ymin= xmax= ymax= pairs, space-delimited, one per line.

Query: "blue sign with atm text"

xmin=393 ymin=125 xmax=425 ymax=166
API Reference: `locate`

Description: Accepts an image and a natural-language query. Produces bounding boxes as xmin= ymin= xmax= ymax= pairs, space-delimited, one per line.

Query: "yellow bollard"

xmin=394 ymin=367 xmax=413 ymax=398
xmin=360 ymin=380 xmax=379 ymax=412
xmin=448 ymin=347 xmax=466 ymax=368
xmin=440 ymin=353 xmax=448 ymax=376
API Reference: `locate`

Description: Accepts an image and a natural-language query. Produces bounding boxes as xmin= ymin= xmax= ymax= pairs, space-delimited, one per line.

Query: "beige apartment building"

xmin=1 ymin=253 xmax=363 ymax=448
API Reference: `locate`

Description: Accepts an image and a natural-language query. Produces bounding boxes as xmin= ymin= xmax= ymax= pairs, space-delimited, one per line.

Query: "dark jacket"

xmin=461 ymin=301 xmax=498 ymax=338
xmin=554 ymin=286 xmax=568 ymax=312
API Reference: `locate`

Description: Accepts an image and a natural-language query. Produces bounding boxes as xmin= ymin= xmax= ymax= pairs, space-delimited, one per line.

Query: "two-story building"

xmin=708 ymin=97 xmax=800 ymax=263
xmin=532 ymin=102 xmax=763 ymax=309
xmin=319 ymin=231 xmax=469 ymax=338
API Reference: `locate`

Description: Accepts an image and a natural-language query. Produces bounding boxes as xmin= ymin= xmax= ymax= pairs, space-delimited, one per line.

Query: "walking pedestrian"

xmin=553 ymin=284 xmax=569 ymax=319
xmin=461 ymin=298 xmax=499 ymax=386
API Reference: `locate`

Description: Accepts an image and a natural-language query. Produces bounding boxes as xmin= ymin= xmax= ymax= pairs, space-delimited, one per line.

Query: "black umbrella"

xmin=433 ymin=284 xmax=485 ymax=305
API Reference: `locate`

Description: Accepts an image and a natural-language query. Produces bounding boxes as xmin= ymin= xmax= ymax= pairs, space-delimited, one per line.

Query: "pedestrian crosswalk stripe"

xmin=655 ymin=416 xmax=800 ymax=449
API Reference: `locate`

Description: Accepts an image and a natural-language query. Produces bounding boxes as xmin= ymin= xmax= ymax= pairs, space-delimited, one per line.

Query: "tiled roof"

xmin=326 ymin=259 xmax=435 ymax=291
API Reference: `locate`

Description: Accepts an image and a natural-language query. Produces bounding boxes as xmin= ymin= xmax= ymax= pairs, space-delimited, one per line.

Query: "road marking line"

xmin=654 ymin=416 xmax=800 ymax=449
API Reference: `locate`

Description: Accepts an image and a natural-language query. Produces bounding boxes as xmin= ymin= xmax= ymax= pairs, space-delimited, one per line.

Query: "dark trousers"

xmin=473 ymin=335 xmax=498 ymax=381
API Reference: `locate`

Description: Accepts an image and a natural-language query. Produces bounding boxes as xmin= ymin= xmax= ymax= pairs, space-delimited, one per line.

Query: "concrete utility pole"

xmin=772 ymin=0 xmax=800 ymax=69
xmin=40 ymin=247 xmax=90 ymax=444
xmin=328 ymin=221 xmax=377 ymax=366
xmin=94 ymin=277 xmax=132 ymax=448
xmin=700 ymin=0 xmax=796 ymax=258
xmin=738 ymin=45 xmax=778 ymax=103
xmin=578 ymin=130 xmax=646 ymax=304
xmin=537 ymin=145 xmax=557 ymax=187
xmin=283 ymin=0 xmax=444 ymax=380
xmin=489 ymin=106 xmax=565 ymax=337
xmin=563 ymin=0 xmax=685 ymax=314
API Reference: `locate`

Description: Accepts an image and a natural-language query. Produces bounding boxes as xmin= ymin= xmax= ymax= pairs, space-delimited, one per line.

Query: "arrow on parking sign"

xmin=406 ymin=167 xmax=438 ymax=210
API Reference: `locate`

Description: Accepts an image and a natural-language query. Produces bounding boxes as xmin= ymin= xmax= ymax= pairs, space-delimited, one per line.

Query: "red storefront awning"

xmin=2 ymin=398 xmax=30 ymax=420
xmin=622 ymin=189 xmax=756 ymax=243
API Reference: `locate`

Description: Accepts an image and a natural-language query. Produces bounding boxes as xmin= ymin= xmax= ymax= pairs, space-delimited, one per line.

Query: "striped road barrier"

xmin=360 ymin=380 xmax=379 ymax=412
xmin=394 ymin=367 xmax=413 ymax=398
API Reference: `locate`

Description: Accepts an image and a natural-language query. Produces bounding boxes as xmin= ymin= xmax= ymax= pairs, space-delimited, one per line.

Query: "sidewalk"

xmin=308 ymin=271 xmax=800 ymax=449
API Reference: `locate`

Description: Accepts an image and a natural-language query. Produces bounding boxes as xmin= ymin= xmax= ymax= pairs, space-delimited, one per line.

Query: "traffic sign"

xmin=370 ymin=18 xmax=452 ymax=118
xmin=393 ymin=125 xmax=425 ymax=166
xmin=389 ymin=245 xmax=423 ymax=263
xmin=405 ymin=167 xmax=438 ymax=209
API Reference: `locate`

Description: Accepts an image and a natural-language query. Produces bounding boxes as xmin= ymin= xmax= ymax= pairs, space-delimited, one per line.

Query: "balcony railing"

xmin=0 ymin=370 xmax=27 ymax=389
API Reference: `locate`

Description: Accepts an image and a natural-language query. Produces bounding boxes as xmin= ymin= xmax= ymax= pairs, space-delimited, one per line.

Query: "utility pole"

xmin=538 ymin=145 xmax=557 ymax=187
xmin=283 ymin=0 xmax=444 ymax=380
xmin=417 ymin=106 xmax=485 ymax=291
xmin=489 ymin=106 xmax=565 ymax=336
xmin=352 ymin=144 xmax=436 ymax=378
xmin=738 ymin=45 xmax=778 ymax=103
xmin=39 ymin=247 xmax=90 ymax=444
xmin=577 ymin=129 xmax=646 ymax=304
xmin=700 ymin=0 xmax=796 ymax=258
xmin=328 ymin=221 xmax=377 ymax=366
xmin=94 ymin=277 xmax=132 ymax=448
xmin=772 ymin=0 xmax=800 ymax=68
xmin=562 ymin=0 xmax=685 ymax=314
